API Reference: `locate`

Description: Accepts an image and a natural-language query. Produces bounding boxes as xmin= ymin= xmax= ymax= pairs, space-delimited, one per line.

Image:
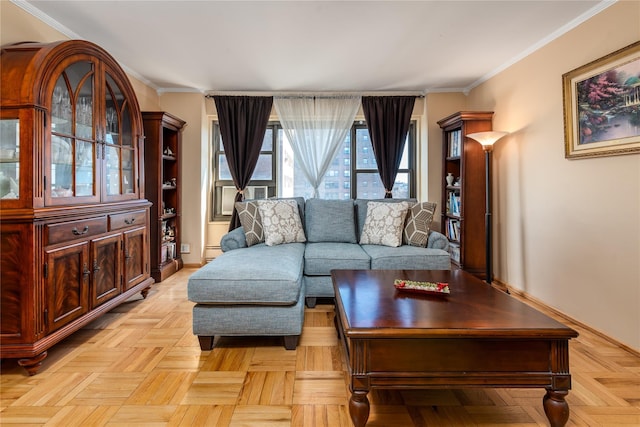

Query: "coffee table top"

xmin=332 ymin=269 xmax=578 ymax=339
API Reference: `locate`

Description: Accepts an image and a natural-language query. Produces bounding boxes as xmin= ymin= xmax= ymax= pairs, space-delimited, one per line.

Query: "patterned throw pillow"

xmin=257 ymin=199 xmax=306 ymax=246
xmin=359 ymin=201 xmax=410 ymax=247
xmin=403 ymin=201 xmax=437 ymax=247
xmin=236 ymin=201 xmax=264 ymax=246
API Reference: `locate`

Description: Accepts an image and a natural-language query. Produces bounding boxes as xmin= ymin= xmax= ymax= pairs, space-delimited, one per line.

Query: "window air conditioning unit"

xmin=221 ymin=185 xmax=269 ymax=215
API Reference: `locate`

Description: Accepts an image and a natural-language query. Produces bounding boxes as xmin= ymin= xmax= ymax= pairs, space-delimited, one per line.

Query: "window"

xmin=211 ymin=121 xmax=416 ymax=217
xmin=211 ymin=125 xmax=276 ymax=220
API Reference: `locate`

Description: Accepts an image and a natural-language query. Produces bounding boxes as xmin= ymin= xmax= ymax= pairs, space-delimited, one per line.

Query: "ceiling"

xmin=18 ymin=0 xmax=611 ymax=94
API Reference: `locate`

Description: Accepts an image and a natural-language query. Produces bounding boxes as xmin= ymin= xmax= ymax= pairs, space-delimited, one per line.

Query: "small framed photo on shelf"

xmin=563 ymin=41 xmax=640 ymax=159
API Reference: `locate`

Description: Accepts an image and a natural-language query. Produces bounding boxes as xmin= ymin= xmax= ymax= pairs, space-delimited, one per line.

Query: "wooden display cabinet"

xmin=437 ymin=111 xmax=494 ymax=278
xmin=142 ymin=112 xmax=186 ymax=282
xmin=0 ymin=40 xmax=154 ymax=375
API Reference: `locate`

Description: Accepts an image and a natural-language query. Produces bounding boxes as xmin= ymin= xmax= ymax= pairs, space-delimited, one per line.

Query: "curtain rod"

xmin=204 ymin=91 xmax=425 ymax=98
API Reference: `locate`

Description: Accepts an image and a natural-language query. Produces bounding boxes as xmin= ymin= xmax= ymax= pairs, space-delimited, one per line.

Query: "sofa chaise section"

xmin=188 ymin=242 xmax=306 ymax=350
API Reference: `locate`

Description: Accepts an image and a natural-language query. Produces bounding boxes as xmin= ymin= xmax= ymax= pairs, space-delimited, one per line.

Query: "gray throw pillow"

xmin=359 ymin=201 xmax=410 ymax=247
xmin=403 ymin=201 xmax=437 ymax=247
xmin=236 ymin=201 xmax=264 ymax=246
xmin=257 ymin=199 xmax=307 ymax=246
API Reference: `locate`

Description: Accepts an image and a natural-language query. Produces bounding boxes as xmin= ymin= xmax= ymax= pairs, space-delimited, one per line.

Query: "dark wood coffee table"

xmin=331 ymin=269 xmax=578 ymax=427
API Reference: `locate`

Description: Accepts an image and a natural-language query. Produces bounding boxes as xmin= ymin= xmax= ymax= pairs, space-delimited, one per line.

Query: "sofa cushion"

xmin=359 ymin=201 xmax=410 ymax=247
xmin=305 ymin=198 xmax=356 ymax=243
xmin=258 ymin=199 xmax=307 ymax=246
xmin=304 ymin=242 xmax=370 ymax=275
xmin=187 ymin=242 xmax=305 ymax=305
xmin=236 ymin=200 xmax=264 ymax=246
xmin=361 ymin=244 xmax=451 ymax=270
xmin=403 ymin=201 xmax=437 ymax=247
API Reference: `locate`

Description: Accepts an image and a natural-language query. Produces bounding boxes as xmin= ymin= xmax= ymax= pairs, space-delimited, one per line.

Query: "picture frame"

xmin=563 ymin=41 xmax=640 ymax=159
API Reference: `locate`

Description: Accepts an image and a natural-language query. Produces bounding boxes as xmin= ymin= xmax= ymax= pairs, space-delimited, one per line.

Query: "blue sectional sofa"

xmin=187 ymin=198 xmax=450 ymax=350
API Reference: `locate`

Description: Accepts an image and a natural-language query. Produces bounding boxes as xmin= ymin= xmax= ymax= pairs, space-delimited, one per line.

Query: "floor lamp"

xmin=466 ymin=131 xmax=508 ymax=286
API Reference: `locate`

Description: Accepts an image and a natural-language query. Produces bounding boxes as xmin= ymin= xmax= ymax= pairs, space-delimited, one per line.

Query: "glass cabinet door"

xmin=104 ymin=73 xmax=136 ymax=198
xmin=0 ymin=118 xmax=20 ymax=200
xmin=49 ymin=61 xmax=97 ymax=203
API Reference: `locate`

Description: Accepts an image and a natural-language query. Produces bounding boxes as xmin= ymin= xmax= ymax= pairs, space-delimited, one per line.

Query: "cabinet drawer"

xmin=46 ymin=217 xmax=108 ymax=245
xmin=109 ymin=210 xmax=147 ymax=231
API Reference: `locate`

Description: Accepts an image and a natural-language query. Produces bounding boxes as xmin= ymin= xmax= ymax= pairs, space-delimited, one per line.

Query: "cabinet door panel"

xmin=47 ymin=60 xmax=100 ymax=205
xmin=0 ymin=225 xmax=33 ymax=342
xmin=123 ymin=227 xmax=147 ymax=291
xmin=45 ymin=241 xmax=90 ymax=333
xmin=102 ymin=72 xmax=138 ymax=202
xmin=91 ymin=233 xmax=122 ymax=308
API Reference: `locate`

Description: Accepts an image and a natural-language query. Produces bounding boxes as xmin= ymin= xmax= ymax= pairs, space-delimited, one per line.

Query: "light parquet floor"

xmin=1 ymin=268 xmax=639 ymax=426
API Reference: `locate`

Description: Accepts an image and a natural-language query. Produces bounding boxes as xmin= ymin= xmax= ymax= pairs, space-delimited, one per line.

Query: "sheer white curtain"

xmin=274 ymin=95 xmax=361 ymax=197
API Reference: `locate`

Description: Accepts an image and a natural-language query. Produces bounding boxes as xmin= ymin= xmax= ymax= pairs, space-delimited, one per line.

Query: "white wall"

xmin=465 ymin=1 xmax=640 ymax=350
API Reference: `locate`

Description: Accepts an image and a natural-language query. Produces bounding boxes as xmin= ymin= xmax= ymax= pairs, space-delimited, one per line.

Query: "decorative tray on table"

xmin=394 ymin=279 xmax=450 ymax=296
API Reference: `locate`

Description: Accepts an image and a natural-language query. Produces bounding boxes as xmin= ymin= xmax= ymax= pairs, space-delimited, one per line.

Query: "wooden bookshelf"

xmin=438 ymin=111 xmax=494 ymax=278
xmin=143 ymin=112 xmax=186 ymax=282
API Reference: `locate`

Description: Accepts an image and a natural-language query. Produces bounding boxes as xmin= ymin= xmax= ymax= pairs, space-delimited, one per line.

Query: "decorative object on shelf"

xmin=446 ymin=173 xmax=454 ymax=186
xmin=163 ymin=146 xmax=173 ymax=156
xmin=466 ymin=131 xmax=508 ymax=287
xmin=563 ymin=41 xmax=640 ymax=159
xmin=393 ymin=279 xmax=450 ymax=296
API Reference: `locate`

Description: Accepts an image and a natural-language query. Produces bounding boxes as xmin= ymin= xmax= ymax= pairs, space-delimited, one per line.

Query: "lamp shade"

xmin=466 ymin=131 xmax=508 ymax=148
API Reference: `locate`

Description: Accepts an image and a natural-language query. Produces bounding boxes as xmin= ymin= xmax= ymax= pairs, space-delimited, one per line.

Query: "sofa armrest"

xmin=427 ymin=230 xmax=449 ymax=251
xmin=220 ymin=226 xmax=248 ymax=252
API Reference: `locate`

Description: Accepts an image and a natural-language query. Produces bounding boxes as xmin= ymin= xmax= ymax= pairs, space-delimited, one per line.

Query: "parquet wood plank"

xmin=293 ymin=372 xmax=348 ymax=405
xmin=179 ymin=371 xmax=245 ymax=405
xmin=166 ymin=404 xmax=234 ymax=427
xmin=228 ymin=404 xmax=291 ymax=426
xmin=104 ymin=404 xmax=178 ymax=425
xmin=291 ymin=404 xmax=351 ymax=427
xmin=1 ymin=268 xmax=638 ymax=426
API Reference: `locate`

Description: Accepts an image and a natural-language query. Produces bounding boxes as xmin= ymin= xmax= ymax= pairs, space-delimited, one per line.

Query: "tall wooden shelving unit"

xmin=438 ymin=111 xmax=494 ymax=278
xmin=142 ymin=112 xmax=186 ymax=282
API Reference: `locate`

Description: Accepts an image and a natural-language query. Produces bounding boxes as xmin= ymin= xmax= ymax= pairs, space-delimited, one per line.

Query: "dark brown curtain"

xmin=214 ymin=95 xmax=273 ymax=230
xmin=362 ymin=96 xmax=415 ymax=198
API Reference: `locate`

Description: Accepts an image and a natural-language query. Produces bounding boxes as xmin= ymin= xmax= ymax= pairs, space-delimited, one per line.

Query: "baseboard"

xmin=494 ymin=279 xmax=640 ymax=358
xmin=183 ymin=263 xmax=204 ymax=269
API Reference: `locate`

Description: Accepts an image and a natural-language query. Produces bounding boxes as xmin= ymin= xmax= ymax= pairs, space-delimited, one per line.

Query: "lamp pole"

xmin=484 ymin=145 xmax=493 ymax=284
xmin=466 ymin=131 xmax=508 ymax=286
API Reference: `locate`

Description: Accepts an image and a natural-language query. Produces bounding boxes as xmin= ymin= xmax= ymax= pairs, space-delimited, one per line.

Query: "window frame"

xmin=211 ymin=120 xmax=417 ymax=219
xmin=350 ymin=121 xmax=416 ymax=200
xmin=211 ymin=123 xmax=277 ymax=221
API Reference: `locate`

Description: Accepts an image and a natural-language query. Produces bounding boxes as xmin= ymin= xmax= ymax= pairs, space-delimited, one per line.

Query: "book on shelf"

xmin=448 ymin=130 xmax=462 ymax=157
xmin=447 ymin=191 xmax=460 ymax=216
xmin=445 ymin=218 xmax=460 ymax=242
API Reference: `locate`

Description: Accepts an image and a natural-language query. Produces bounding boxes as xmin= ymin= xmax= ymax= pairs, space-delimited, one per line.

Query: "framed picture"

xmin=563 ymin=41 xmax=640 ymax=159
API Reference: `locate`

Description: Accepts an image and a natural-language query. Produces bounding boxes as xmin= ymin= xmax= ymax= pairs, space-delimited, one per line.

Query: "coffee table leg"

xmin=349 ymin=390 xmax=370 ymax=427
xmin=543 ymin=390 xmax=570 ymax=427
